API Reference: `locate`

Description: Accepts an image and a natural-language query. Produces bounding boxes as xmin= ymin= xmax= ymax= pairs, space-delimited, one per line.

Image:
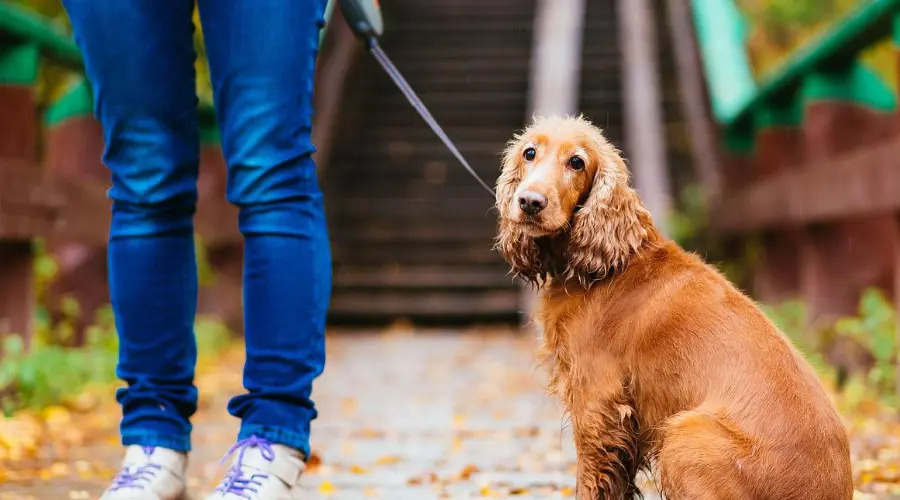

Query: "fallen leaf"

xmin=459 ymin=464 xmax=480 ymax=480
xmin=341 ymin=398 xmax=358 ymax=415
xmin=407 ymin=472 xmax=438 ymax=485
xmin=306 ymin=451 xmax=323 ymax=472
xmin=375 ymin=455 xmax=402 ymax=465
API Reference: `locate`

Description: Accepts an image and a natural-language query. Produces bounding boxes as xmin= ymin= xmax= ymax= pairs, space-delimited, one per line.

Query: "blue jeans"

xmin=62 ymin=0 xmax=331 ymax=459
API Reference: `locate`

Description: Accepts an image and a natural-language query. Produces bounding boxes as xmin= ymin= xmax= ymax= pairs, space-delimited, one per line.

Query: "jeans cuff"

xmin=238 ymin=424 xmax=310 ymax=461
xmin=122 ymin=430 xmax=192 ymax=452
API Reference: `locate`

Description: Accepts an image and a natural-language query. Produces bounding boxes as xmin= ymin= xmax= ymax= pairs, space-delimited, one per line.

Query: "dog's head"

xmin=494 ymin=115 xmax=657 ymax=286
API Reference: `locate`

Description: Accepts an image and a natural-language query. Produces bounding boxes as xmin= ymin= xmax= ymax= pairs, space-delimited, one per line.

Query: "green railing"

xmin=692 ymin=0 xmax=900 ymax=154
xmin=0 ymin=1 xmax=333 ymax=144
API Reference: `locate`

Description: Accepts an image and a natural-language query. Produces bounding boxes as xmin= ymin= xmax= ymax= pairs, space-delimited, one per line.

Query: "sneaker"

xmin=206 ymin=436 xmax=306 ymax=499
xmin=100 ymin=445 xmax=188 ymax=499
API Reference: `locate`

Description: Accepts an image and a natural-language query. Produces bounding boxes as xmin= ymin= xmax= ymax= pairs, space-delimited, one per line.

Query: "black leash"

xmin=338 ymin=0 xmax=497 ymax=197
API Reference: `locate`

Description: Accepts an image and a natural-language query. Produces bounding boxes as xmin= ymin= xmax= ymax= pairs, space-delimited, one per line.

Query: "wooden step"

xmin=326 ymin=176 xmax=500 ymax=190
xmin=332 ymin=243 xmax=504 ymax=266
xmin=322 ymin=0 xmax=541 ymax=325
xmin=327 ymin=289 xmax=520 ymax=323
xmin=326 ymin=198 xmax=498 ymax=216
xmin=380 ymin=21 xmax=535 ymax=34
xmin=333 ymin=264 xmax=515 ymax=290
xmin=330 ymin=224 xmax=495 ymax=243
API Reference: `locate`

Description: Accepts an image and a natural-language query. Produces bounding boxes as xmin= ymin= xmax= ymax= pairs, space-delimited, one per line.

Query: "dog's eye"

xmin=523 ymin=148 xmax=536 ymax=161
xmin=568 ymin=156 xmax=585 ymax=171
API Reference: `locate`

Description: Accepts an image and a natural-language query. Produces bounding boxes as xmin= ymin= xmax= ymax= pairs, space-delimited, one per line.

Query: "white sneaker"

xmin=100 ymin=445 xmax=188 ymax=500
xmin=206 ymin=436 xmax=306 ymax=499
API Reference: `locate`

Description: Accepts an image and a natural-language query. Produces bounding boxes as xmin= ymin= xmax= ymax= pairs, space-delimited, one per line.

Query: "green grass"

xmin=0 ymin=314 xmax=233 ymax=415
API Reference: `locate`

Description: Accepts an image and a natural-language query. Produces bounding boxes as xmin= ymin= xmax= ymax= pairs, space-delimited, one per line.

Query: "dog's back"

xmin=552 ymin=242 xmax=854 ymax=499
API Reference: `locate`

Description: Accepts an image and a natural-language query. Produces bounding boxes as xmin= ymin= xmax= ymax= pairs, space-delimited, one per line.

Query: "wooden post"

xmin=663 ymin=0 xmax=722 ymax=200
xmin=527 ymin=0 xmax=585 ymax=118
xmin=43 ymin=79 xmax=110 ymax=344
xmin=798 ymin=68 xmax=897 ymax=322
xmin=750 ymin=101 xmax=804 ymax=303
xmin=618 ymin=0 xmax=672 ymax=235
xmin=0 ymin=42 xmax=39 ymax=340
xmin=521 ymin=0 xmax=586 ymax=327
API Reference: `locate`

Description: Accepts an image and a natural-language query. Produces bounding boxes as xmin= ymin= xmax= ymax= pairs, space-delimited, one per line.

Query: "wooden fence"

xmin=0 ymin=2 xmax=356 ymax=341
xmin=672 ymin=0 xmax=900 ymax=323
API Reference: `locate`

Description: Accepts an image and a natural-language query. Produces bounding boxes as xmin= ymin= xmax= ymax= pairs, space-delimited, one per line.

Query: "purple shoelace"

xmin=110 ymin=447 xmax=161 ymax=491
xmin=215 ymin=436 xmax=276 ymax=498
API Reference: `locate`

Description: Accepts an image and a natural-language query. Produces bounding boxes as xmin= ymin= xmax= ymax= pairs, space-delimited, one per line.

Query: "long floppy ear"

xmin=494 ymin=137 xmax=545 ymax=284
xmin=565 ymin=150 xmax=655 ymax=284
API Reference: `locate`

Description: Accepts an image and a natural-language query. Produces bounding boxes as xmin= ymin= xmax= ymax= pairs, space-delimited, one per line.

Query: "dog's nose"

xmin=518 ymin=191 xmax=547 ymax=215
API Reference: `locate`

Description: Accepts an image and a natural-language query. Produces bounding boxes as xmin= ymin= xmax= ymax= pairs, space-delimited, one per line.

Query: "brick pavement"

xmin=2 ymin=330 xmax=661 ymax=499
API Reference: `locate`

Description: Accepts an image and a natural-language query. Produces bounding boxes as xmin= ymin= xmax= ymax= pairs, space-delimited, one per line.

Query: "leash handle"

xmin=338 ymin=0 xmax=383 ymax=39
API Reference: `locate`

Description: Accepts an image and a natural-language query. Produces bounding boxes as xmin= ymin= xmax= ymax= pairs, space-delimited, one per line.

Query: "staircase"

xmin=322 ymin=0 xmax=537 ymax=326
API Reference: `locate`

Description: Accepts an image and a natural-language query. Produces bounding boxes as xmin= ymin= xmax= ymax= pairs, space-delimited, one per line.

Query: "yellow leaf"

xmin=318 ymin=481 xmax=337 ymax=495
xmin=342 ymin=398 xmax=358 ymax=415
xmin=375 ymin=455 xmax=402 ymax=465
xmin=42 ymin=405 xmax=73 ymax=424
xmin=49 ymin=462 xmax=71 ymax=477
xmin=350 ymin=465 xmax=368 ymax=474
xmin=560 ymin=487 xmax=575 ymax=497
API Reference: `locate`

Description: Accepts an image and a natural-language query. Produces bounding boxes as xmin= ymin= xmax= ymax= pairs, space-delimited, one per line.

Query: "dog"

xmin=494 ymin=116 xmax=853 ymax=500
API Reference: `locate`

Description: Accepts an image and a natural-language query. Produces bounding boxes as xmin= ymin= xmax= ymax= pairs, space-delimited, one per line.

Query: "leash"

xmin=337 ymin=0 xmax=497 ymax=197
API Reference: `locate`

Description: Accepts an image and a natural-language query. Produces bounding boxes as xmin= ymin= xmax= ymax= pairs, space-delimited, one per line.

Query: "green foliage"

xmin=762 ymin=298 xmax=811 ymax=348
xmin=736 ymin=0 xmax=890 ymax=82
xmin=0 ymin=315 xmax=233 ymax=415
xmin=668 ymin=184 xmax=706 ymax=248
xmin=761 ymin=299 xmax=831 ymax=374
xmin=763 ymin=288 xmax=898 ymax=406
xmin=833 ymin=289 xmax=897 ymax=396
xmin=0 ymin=311 xmax=118 ymax=415
xmin=195 ymin=236 xmax=217 ymax=287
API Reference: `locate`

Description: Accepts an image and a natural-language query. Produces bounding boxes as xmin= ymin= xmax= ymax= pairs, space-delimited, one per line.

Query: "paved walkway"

xmin=3 ymin=330 xmax=662 ymax=499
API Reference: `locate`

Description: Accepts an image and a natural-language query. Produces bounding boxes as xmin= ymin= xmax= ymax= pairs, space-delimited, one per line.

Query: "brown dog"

xmin=494 ymin=116 xmax=853 ymax=500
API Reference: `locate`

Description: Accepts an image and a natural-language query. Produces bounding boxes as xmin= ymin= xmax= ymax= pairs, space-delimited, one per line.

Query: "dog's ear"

xmin=565 ymin=150 xmax=654 ymax=283
xmin=494 ymin=135 xmax=545 ymax=284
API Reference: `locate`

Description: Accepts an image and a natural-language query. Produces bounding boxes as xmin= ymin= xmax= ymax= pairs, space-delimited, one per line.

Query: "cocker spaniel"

xmin=494 ymin=115 xmax=852 ymax=500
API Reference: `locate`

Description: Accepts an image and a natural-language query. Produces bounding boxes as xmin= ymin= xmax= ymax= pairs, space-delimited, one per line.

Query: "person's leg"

xmin=197 ymin=0 xmax=330 ymax=472
xmin=63 ymin=0 xmax=199 ymax=455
